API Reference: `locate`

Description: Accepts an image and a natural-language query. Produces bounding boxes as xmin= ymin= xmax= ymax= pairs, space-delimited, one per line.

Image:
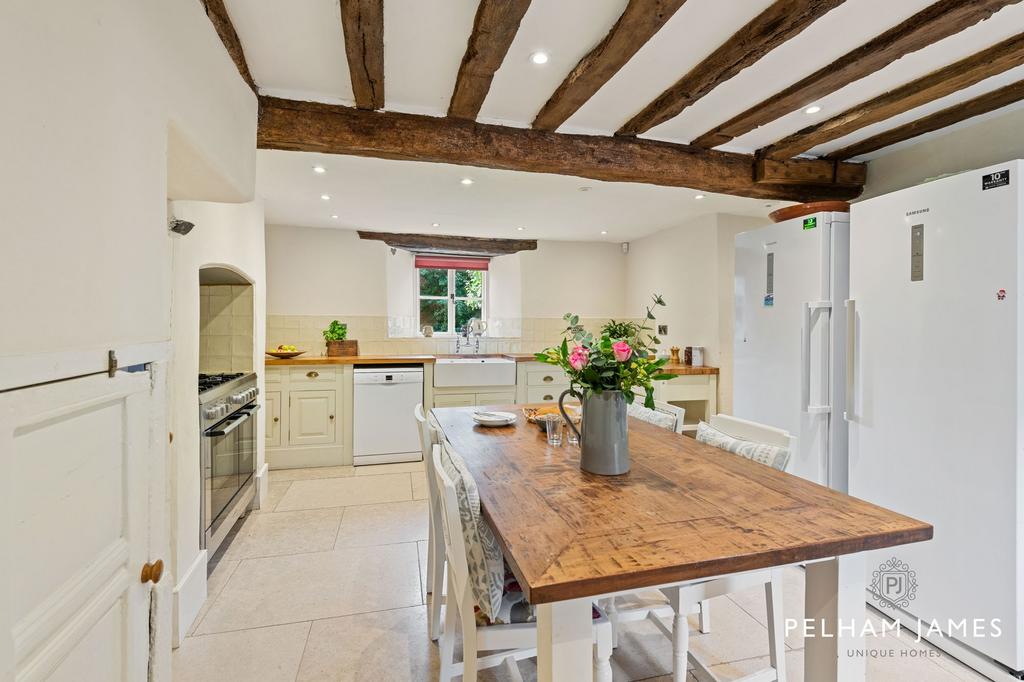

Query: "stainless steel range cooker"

xmin=199 ymin=372 xmax=258 ymax=557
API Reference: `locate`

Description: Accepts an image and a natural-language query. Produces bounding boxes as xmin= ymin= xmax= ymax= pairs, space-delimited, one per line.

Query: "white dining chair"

xmin=658 ymin=414 xmax=794 ymax=682
xmin=414 ymin=403 xmax=446 ymax=641
xmin=431 ymin=444 xmax=614 ymax=682
xmin=627 ymin=395 xmax=686 ymax=434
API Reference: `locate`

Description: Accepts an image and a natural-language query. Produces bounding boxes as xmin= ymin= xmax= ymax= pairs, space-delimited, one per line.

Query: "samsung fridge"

xmin=848 ymin=160 xmax=1024 ymax=678
xmin=733 ymin=210 xmax=849 ymax=491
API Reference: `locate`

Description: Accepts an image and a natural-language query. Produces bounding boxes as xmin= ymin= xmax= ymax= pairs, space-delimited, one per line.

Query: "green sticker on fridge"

xmin=803 ymin=217 xmax=817 ymax=230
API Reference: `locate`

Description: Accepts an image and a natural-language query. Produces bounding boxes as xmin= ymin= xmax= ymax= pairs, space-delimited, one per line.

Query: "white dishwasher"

xmin=353 ymin=366 xmax=424 ymax=466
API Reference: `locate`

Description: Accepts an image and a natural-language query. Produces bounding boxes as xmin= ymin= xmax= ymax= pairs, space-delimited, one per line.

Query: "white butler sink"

xmin=434 ymin=357 xmax=516 ymax=387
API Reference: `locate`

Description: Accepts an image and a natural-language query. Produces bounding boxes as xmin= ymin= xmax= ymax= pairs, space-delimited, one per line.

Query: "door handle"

xmin=141 ymin=559 xmax=164 ymax=584
xmin=802 ymin=301 xmax=832 ymax=415
xmin=204 ymin=411 xmax=251 ymax=437
xmin=844 ymin=299 xmax=855 ymax=421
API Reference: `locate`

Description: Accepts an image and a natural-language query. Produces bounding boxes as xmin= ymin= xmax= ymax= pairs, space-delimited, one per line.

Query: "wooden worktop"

xmin=432 ymin=405 xmax=932 ymax=604
xmin=265 ymin=354 xmax=436 ymax=366
xmin=659 ymin=363 xmax=719 ymax=376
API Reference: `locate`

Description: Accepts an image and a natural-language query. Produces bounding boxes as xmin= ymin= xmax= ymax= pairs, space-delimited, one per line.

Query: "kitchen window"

xmin=415 ymin=255 xmax=487 ymax=335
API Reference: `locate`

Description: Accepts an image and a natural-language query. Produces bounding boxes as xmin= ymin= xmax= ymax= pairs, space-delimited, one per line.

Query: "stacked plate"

xmin=472 ymin=411 xmax=517 ymax=427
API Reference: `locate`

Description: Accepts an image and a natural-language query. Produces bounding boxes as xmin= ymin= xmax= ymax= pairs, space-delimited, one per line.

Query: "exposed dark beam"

xmin=358 ymin=230 xmax=537 ymax=257
xmin=617 ymin=0 xmax=845 ymax=137
xmin=764 ymin=32 xmax=1024 ymax=159
xmin=201 ymin=0 xmax=256 ymax=92
xmin=257 ymin=96 xmax=865 ymax=202
xmin=691 ymin=0 xmax=1022 ymax=148
xmin=532 ymin=0 xmax=689 ymax=131
xmin=827 ymin=79 xmax=1024 ymax=160
xmin=340 ymin=0 xmax=384 ymax=110
xmin=448 ymin=0 xmax=533 ymax=120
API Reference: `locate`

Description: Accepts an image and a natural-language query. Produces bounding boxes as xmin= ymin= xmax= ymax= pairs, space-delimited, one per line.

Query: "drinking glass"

xmin=566 ymin=421 xmax=579 ymax=446
xmin=545 ymin=416 xmax=563 ymax=446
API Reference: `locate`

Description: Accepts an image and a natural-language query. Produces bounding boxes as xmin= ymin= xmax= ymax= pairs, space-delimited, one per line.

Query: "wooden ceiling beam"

xmin=827 ymin=79 xmax=1024 ymax=160
xmin=358 ymin=230 xmax=537 ymax=256
xmin=617 ymin=0 xmax=845 ymax=137
xmin=257 ymin=96 xmax=865 ymax=202
xmin=764 ymin=32 xmax=1024 ymax=159
xmin=200 ymin=0 xmax=256 ymax=92
xmin=448 ymin=0 xmax=533 ymax=120
xmin=340 ymin=0 xmax=385 ymax=110
xmin=532 ymin=0 xmax=689 ymax=132
xmin=691 ymin=0 xmax=1022 ymax=149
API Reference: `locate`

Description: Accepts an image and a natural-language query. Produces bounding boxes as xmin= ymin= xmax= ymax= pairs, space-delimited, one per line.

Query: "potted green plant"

xmin=323 ymin=320 xmax=358 ymax=357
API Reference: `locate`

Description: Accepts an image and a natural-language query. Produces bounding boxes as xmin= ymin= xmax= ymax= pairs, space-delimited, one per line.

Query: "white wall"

xmin=169 ymin=200 xmax=266 ymax=643
xmin=520 ymin=240 xmax=628 ymax=319
xmin=0 ymin=0 xmax=257 ymax=357
xmin=266 ymin=225 xmax=389 ymax=316
xmin=626 ymin=213 xmax=765 ymax=414
xmin=860 ymin=104 xmax=1024 ymax=199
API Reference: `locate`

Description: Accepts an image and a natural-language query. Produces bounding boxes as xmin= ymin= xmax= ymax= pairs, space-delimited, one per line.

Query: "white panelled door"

xmin=0 ymin=363 xmax=163 ymax=681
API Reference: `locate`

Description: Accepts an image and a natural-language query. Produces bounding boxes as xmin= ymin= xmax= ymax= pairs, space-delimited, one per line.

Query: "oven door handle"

xmin=205 ymin=411 xmax=252 ymax=437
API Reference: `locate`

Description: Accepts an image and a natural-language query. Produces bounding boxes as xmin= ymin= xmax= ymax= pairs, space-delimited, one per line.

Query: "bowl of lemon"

xmin=266 ymin=344 xmax=305 ymax=359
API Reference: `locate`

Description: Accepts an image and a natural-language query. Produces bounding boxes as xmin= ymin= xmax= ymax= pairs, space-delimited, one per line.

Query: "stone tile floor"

xmin=173 ymin=463 xmax=990 ymax=681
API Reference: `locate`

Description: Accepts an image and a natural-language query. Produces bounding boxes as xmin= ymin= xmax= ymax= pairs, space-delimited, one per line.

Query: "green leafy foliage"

xmin=535 ymin=294 xmax=670 ymax=406
xmin=322 ymin=320 xmax=348 ymax=342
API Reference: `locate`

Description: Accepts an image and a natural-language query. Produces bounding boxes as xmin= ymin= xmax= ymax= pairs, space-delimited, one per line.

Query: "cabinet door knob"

xmin=306 ymin=371 xmax=319 ymax=378
xmin=273 ymin=417 xmax=279 ymax=422
xmin=141 ymin=559 xmax=164 ymax=585
xmin=329 ymin=415 xmax=335 ymax=420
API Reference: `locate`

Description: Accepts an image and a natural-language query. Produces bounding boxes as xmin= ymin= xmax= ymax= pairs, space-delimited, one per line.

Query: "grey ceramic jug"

xmin=559 ymin=388 xmax=630 ymax=475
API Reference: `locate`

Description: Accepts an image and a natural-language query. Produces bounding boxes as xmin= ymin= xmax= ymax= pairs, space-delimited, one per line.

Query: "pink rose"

xmin=612 ymin=341 xmax=632 ymax=362
xmin=568 ymin=345 xmax=589 ymax=371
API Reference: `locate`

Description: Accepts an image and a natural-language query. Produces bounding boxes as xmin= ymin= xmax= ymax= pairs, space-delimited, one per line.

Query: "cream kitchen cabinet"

xmin=265 ymin=390 xmax=282 ymax=448
xmin=516 ymin=361 xmax=569 ymax=404
xmin=287 ymin=389 xmax=337 ymax=447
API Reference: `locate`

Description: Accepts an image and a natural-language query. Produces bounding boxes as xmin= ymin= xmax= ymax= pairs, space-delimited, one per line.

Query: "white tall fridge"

xmin=848 ymin=160 xmax=1024 ymax=677
xmin=733 ymin=211 xmax=849 ymax=490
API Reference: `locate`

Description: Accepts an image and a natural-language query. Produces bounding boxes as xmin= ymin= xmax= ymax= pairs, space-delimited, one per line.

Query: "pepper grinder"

xmin=683 ymin=346 xmax=693 ymax=366
xmin=669 ymin=346 xmax=680 ymax=364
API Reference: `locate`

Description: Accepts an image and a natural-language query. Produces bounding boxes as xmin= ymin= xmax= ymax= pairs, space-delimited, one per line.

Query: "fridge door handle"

xmin=844 ymin=299 xmax=855 ymax=421
xmin=802 ymin=301 xmax=832 ymax=415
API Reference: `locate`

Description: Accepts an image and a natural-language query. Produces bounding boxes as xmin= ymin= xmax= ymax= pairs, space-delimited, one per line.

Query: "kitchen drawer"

xmin=527 ymin=386 xmax=569 ymax=404
xmin=527 ymin=368 xmax=568 ymax=386
xmin=434 ymin=393 xmax=475 ymax=408
xmin=475 ymin=391 xmax=515 ymax=406
xmin=289 ymin=366 xmax=337 ymax=384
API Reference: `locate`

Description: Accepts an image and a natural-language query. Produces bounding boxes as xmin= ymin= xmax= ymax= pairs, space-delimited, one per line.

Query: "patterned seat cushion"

xmin=627 ymin=402 xmax=678 ymax=431
xmin=695 ymin=421 xmax=790 ymax=471
xmin=440 ymin=442 xmax=506 ymax=622
xmin=475 ymin=563 xmax=601 ymax=626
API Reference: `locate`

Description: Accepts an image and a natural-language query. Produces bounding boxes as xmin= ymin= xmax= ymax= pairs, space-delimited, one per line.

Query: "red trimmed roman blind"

xmin=414 ymin=255 xmax=489 ymax=271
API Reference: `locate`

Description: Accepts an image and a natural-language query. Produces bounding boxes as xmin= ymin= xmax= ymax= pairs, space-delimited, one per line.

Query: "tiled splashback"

xmin=265 ymin=315 xmax=633 ymax=357
xmin=201 ymin=285 xmax=254 ymax=373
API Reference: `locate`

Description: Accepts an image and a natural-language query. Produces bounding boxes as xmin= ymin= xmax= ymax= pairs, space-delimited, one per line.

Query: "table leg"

xmin=537 ymin=598 xmax=594 ymax=682
xmin=804 ymin=555 xmax=866 ymax=682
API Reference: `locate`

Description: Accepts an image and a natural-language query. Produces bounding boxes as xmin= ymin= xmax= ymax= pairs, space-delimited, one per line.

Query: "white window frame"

xmin=417 ymin=267 xmax=487 ymax=336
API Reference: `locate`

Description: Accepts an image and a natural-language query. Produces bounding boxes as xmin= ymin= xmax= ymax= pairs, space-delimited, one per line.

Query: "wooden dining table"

xmin=431 ymin=405 xmax=933 ymax=682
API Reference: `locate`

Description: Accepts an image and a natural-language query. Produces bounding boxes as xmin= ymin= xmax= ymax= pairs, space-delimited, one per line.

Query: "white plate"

xmin=473 ymin=411 xmax=516 ymax=427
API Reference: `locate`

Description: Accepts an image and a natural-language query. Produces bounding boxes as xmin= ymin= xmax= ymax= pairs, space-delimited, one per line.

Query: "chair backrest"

xmin=628 ymin=394 xmax=686 ymax=434
xmin=709 ymin=414 xmax=793 ymax=450
xmin=415 ymin=403 xmax=444 ymax=521
xmin=430 ymin=444 xmax=471 ymax=608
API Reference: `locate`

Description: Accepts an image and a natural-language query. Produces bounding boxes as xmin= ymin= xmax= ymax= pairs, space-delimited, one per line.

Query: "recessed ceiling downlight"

xmin=432 ymin=222 xmax=440 ymax=228
xmin=320 ymin=194 xmax=331 ymax=201
xmin=600 ymin=230 xmax=608 ymax=235
xmin=460 ymin=178 xmax=474 ymax=186
xmin=313 ymin=165 xmax=326 ymax=174
xmin=331 ymin=214 xmax=339 ymax=219
xmin=530 ymin=51 xmax=549 ymax=65
xmin=694 ymin=194 xmax=705 ymax=200
xmin=804 ymin=105 xmax=822 ymax=114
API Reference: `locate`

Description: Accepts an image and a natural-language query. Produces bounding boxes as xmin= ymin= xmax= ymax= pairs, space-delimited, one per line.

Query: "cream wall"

xmin=169 ymin=200 xmax=266 ymax=643
xmin=0 ymin=0 xmax=257 ymax=357
xmin=859 ymin=104 xmax=1024 ymax=199
xmin=626 ymin=213 xmax=766 ymax=414
xmin=520 ymin=240 xmax=628 ymax=319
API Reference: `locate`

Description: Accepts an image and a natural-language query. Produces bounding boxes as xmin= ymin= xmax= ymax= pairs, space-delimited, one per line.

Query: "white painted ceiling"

xmin=232 ymin=0 xmax=1024 ymax=234
xmin=257 ymin=150 xmax=778 ymax=241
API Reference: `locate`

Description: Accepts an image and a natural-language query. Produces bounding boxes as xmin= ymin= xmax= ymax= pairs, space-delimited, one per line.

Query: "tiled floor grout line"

xmin=189 ymin=558 xmax=242 ymax=635
xmin=188 ymin=602 xmax=430 ymax=639
xmin=221 ymin=537 xmax=427 ymax=564
xmin=292 ymin=621 xmax=314 ymax=682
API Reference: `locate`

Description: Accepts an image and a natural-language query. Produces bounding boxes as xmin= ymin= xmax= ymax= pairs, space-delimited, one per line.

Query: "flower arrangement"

xmin=535 ymin=294 xmax=675 ymax=408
